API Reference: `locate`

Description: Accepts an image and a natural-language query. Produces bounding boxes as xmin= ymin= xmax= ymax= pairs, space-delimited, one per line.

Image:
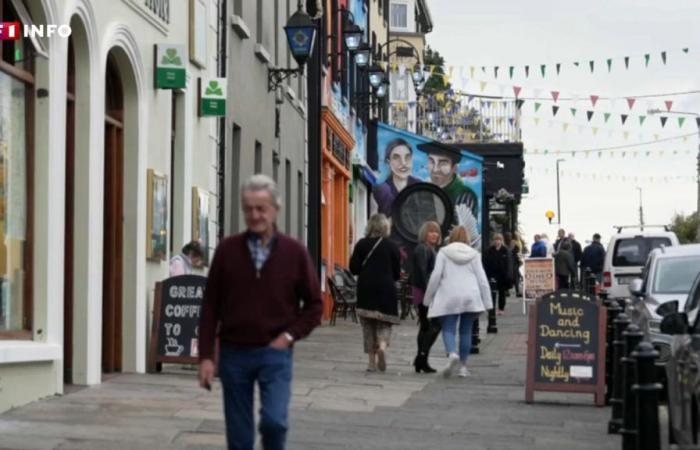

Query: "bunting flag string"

xmin=525 ymin=165 xmax=698 ymax=184
xmin=523 ymin=133 xmax=695 ymax=156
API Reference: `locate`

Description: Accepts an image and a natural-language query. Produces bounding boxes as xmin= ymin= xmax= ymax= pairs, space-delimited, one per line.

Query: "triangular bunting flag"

xmin=540 ymin=64 xmax=546 ymax=77
xmin=534 ymin=117 xmax=541 ymax=126
xmin=556 ymin=63 xmax=561 ymax=75
xmin=589 ymin=60 xmax=595 ymax=73
xmin=516 ymin=99 xmax=525 ymax=110
xmin=654 ymin=133 xmax=660 ymax=141
xmin=644 ymin=54 xmax=650 ymax=67
xmin=481 ymin=66 xmax=486 ymax=73
xmin=509 ymin=118 xmax=515 ymax=126
xmin=534 ymin=102 xmax=542 ymax=112
xmin=513 ymin=86 xmax=522 ymax=98
xmin=660 ymin=116 xmax=668 ymax=127
xmin=606 ymin=58 xmax=612 ymax=72
xmin=661 ymin=51 xmax=667 ymax=64
xmin=574 ymin=61 xmax=580 ymax=67
xmin=552 ymin=105 xmax=560 ymax=116
xmin=696 ymin=117 xmax=700 ymax=129
xmin=624 ymin=56 xmax=630 ymax=69
xmin=623 ymin=131 xmax=629 ymax=140
xmin=665 ymin=100 xmax=673 ymax=111
xmin=494 ymin=66 xmax=499 ymax=78
xmin=570 ymin=108 xmax=577 ymax=117
xmin=525 ymin=65 xmax=530 ymax=77
xmin=639 ymin=115 xmax=646 ymax=126
xmin=621 ymin=114 xmax=628 ymax=125
xmin=509 ymin=66 xmax=514 ymax=79
xmin=590 ymin=95 xmax=599 ymax=107
xmin=551 ymin=91 xmax=560 ymax=102
xmin=470 ymin=66 xmax=475 ymax=78
xmin=626 ymin=98 xmax=636 ymax=110
xmin=480 ymin=81 xmax=487 ymax=92
xmin=683 ymin=48 xmax=689 ymax=54
xmin=592 ymin=127 xmax=599 ymax=136
xmin=563 ymin=123 xmax=569 ymax=132
xmin=587 ymin=111 xmax=594 ymax=121
xmin=604 ymin=112 xmax=611 ymax=123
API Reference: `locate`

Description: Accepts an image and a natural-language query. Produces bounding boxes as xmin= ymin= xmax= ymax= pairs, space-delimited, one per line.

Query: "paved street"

xmin=0 ymin=299 xmax=618 ymax=450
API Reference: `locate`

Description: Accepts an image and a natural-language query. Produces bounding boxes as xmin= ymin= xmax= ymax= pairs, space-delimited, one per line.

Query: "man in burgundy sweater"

xmin=198 ymin=174 xmax=322 ymax=450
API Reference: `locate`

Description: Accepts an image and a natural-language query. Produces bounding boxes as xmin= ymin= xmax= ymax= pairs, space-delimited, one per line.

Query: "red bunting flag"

xmin=513 ymin=86 xmax=522 ymax=98
xmin=665 ymin=100 xmax=673 ymax=112
xmin=590 ymin=95 xmax=599 ymax=107
xmin=626 ymin=98 xmax=636 ymax=110
xmin=551 ymin=91 xmax=560 ymax=102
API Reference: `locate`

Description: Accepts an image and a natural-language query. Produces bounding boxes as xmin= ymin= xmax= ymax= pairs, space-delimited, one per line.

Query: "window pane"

xmin=612 ymin=237 xmax=672 ymax=267
xmin=391 ymin=3 xmax=407 ymax=28
xmin=653 ymin=256 xmax=700 ymax=294
xmin=0 ymin=72 xmax=27 ymax=332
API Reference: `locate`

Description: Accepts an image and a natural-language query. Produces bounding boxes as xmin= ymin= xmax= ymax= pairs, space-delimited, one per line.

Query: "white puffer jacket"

xmin=423 ymin=242 xmax=493 ymax=318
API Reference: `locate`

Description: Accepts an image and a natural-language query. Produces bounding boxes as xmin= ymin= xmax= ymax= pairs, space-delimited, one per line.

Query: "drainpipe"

xmin=216 ymin=0 xmax=227 ymax=242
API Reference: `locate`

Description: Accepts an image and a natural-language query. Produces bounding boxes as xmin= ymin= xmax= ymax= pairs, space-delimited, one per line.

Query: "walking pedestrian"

xmin=530 ymin=234 xmax=547 ymax=257
xmin=198 ymin=174 xmax=323 ymax=450
xmin=555 ymin=240 xmax=577 ymax=289
xmin=349 ymin=214 xmax=401 ymax=373
xmin=411 ymin=221 xmax=442 ymax=374
xmin=581 ymin=233 xmax=606 ymax=284
xmin=484 ymin=233 xmax=513 ymax=315
xmin=568 ymin=233 xmax=583 ymax=287
xmin=505 ymin=232 xmax=523 ymax=296
xmin=423 ymin=226 xmax=493 ymax=378
xmin=169 ymin=241 xmax=204 ymax=276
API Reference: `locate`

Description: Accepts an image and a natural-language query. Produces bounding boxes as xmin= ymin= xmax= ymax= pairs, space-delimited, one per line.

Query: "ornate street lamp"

xmin=343 ymin=23 xmax=363 ymax=51
xmin=354 ymin=43 xmax=370 ymax=68
xmin=368 ymin=64 xmax=385 ymax=88
xmin=268 ymin=7 xmax=317 ymax=91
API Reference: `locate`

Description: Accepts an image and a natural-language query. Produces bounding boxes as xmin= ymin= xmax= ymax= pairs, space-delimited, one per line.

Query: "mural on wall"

xmin=373 ymin=122 xmax=484 ymax=248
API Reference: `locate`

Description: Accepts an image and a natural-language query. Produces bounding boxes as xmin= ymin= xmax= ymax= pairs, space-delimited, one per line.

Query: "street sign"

xmin=523 ymin=257 xmax=556 ymax=300
xmin=148 ymin=275 xmax=206 ymax=371
xmin=154 ymin=44 xmax=186 ymax=89
xmin=199 ymin=77 xmax=227 ymax=116
xmin=525 ymin=291 xmax=607 ymax=406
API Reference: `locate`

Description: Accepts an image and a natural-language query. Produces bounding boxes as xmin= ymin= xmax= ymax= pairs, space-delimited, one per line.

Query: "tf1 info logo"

xmin=0 ymin=22 xmax=72 ymax=40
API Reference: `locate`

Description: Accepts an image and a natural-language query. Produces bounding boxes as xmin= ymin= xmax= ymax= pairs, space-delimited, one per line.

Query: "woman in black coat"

xmin=484 ymin=233 xmax=513 ymax=315
xmin=350 ymin=214 xmax=401 ymax=372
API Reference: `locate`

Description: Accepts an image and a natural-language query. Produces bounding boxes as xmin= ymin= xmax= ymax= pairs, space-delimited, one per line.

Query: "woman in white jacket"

xmin=423 ymin=226 xmax=493 ymax=378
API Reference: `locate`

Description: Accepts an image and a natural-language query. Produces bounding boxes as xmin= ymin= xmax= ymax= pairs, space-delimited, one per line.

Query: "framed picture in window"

xmin=189 ymin=0 xmax=207 ymax=68
xmin=191 ymin=186 xmax=210 ymax=266
xmin=147 ymin=169 xmax=168 ymax=261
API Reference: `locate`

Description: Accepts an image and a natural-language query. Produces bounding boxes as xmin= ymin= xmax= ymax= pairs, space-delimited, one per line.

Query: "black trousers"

xmin=497 ymin=288 xmax=508 ymax=311
xmin=557 ymin=275 xmax=571 ymax=289
xmin=416 ymin=304 xmax=441 ymax=357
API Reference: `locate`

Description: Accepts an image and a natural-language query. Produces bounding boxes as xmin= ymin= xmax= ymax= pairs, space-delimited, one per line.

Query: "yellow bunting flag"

xmin=562 ymin=123 xmax=569 ymax=132
xmin=470 ymin=66 xmax=475 ymax=78
xmin=534 ymin=117 xmax=541 ymax=126
xmin=480 ymin=81 xmax=487 ymax=92
xmin=624 ymin=131 xmax=630 ymax=140
xmin=592 ymin=127 xmax=599 ymax=136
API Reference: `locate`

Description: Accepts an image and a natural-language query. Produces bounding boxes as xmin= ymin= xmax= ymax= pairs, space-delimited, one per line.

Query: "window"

xmin=256 ymin=0 xmax=263 ymax=44
xmin=297 ymin=171 xmax=303 ymax=240
xmin=233 ymin=0 xmax=243 ymax=16
xmin=255 ymin=141 xmax=262 ymax=173
xmin=0 ymin=0 xmax=33 ymax=337
xmin=285 ymin=159 xmax=291 ymax=233
xmin=390 ymin=2 xmax=408 ymax=29
xmin=612 ymin=237 xmax=672 ymax=267
xmin=230 ymin=124 xmax=241 ymax=233
xmin=273 ymin=153 xmax=280 ymax=182
xmin=652 ymin=256 xmax=700 ymax=294
xmin=390 ymin=71 xmax=409 ymax=101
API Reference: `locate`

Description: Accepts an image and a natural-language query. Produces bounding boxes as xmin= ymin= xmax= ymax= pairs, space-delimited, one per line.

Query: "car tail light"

xmin=604 ymin=272 xmax=612 ymax=288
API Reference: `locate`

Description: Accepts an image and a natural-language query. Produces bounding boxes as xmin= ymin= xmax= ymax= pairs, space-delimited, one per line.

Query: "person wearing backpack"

xmin=349 ymin=214 xmax=401 ymax=373
xmin=424 ymin=226 xmax=493 ymax=378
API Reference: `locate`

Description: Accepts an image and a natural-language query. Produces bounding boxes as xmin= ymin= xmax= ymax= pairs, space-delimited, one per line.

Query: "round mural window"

xmin=391 ymin=182 xmax=454 ymax=244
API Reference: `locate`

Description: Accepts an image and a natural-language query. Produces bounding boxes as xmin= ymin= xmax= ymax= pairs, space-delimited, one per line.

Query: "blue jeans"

xmin=219 ymin=346 xmax=293 ymax=450
xmin=440 ymin=312 xmax=480 ymax=362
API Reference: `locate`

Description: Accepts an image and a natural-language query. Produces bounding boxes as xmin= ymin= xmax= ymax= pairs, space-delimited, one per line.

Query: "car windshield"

xmin=612 ymin=237 xmax=672 ymax=267
xmin=653 ymin=256 xmax=700 ymax=294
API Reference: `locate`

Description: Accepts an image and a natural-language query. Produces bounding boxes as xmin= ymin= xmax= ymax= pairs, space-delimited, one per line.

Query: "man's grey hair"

xmin=241 ymin=174 xmax=281 ymax=208
xmin=365 ymin=214 xmax=390 ymax=238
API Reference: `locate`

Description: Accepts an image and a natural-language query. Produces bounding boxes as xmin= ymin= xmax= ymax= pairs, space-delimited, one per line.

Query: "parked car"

xmin=602 ymin=227 xmax=679 ymax=301
xmin=657 ymin=272 xmax=700 ymax=445
xmin=627 ymin=244 xmax=700 ymax=382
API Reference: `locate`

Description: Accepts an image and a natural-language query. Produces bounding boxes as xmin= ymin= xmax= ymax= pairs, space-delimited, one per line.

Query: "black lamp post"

xmin=268 ymin=7 xmax=317 ymax=91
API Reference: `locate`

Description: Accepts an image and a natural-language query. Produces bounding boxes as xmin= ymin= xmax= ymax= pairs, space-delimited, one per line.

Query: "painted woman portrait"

xmin=373 ymin=138 xmax=421 ymax=216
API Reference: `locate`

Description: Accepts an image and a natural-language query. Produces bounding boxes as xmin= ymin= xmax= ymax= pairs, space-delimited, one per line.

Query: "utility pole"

xmin=696 ymin=117 xmax=700 ymax=242
xmin=637 ymin=187 xmax=644 ymax=231
xmin=556 ymin=159 xmax=565 ymax=225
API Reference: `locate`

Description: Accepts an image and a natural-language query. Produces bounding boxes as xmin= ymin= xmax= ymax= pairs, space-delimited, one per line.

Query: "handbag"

xmin=361 ymin=237 xmax=383 ymax=269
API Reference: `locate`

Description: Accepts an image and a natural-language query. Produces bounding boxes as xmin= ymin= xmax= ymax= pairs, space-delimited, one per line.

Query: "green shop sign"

xmin=199 ymin=78 xmax=227 ymax=117
xmin=155 ymin=44 xmax=186 ymax=89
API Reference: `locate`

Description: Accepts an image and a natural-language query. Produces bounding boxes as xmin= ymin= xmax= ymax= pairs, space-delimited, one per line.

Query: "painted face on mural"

xmin=428 ymin=154 xmax=457 ymax=188
xmin=388 ymin=144 xmax=413 ymax=181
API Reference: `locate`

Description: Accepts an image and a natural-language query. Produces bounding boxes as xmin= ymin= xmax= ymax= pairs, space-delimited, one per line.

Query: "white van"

xmin=602 ymin=227 xmax=680 ymax=300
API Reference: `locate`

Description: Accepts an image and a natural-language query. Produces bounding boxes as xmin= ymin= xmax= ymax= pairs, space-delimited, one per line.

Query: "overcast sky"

xmin=426 ymin=0 xmax=700 ymax=246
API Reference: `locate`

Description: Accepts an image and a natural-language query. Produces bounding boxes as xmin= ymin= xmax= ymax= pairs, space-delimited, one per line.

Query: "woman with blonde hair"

xmin=424 ymin=226 xmax=492 ymax=378
xmin=411 ymin=221 xmax=442 ymax=373
xmin=350 ymin=214 xmax=401 ymax=372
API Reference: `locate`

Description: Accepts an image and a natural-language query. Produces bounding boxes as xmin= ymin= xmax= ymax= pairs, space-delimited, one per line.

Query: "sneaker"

xmin=441 ymin=353 xmax=460 ymax=378
xmin=458 ymin=365 xmax=471 ymax=378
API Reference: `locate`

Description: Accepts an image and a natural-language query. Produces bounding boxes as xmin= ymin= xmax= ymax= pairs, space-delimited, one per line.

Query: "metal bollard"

xmin=609 ymin=312 xmax=631 ymax=434
xmin=585 ymin=269 xmax=597 ymax=297
xmin=620 ymin=323 xmax=644 ymax=450
xmin=487 ymin=278 xmax=498 ymax=333
xmin=631 ymin=341 xmax=662 ymax=450
xmin=605 ymin=299 xmax=623 ymax=405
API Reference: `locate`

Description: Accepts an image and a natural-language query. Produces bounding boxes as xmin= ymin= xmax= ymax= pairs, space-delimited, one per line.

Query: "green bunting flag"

xmin=534 ymin=102 xmax=542 ymax=112
xmin=621 ymin=114 xmax=628 ymax=125
xmin=552 ymin=105 xmax=560 ymax=116
xmin=683 ymin=48 xmax=689 ymax=53
xmin=589 ymin=60 xmax=595 ymax=73
xmin=606 ymin=58 xmax=612 ymax=72
xmin=624 ymin=56 xmax=630 ymax=69
xmin=639 ymin=115 xmax=646 ymax=126
xmin=604 ymin=112 xmax=611 ymax=123
xmin=540 ymin=64 xmax=546 ymax=77
xmin=678 ymin=117 xmax=686 ymax=128
xmin=556 ymin=63 xmax=561 ymax=75
xmin=509 ymin=66 xmax=514 ymax=79
xmin=481 ymin=66 xmax=486 ymax=73
xmin=587 ymin=111 xmax=594 ymax=121
xmin=525 ymin=65 xmax=530 ymax=77
xmin=574 ymin=62 xmax=580 ymax=67
xmin=661 ymin=51 xmax=667 ymax=64
xmin=516 ymin=99 xmax=525 ymax=110
xmin=644 ymin=54 xmax=650 ymax=67
xmin=660 ymin=116 xmax=668 ymax=127
xmin=494 ymin=66 xmax=499 ymax=78
xmin=570 ymin=108 xmax=577 ymax=117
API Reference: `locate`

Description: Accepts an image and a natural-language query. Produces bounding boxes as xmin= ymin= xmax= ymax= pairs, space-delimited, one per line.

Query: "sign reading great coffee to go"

xmin=199 ymin=77 xmax=227 ymax=116
xmin=155 ymin=44 xmax=186 ymax=89
xmin=525 ymin=291 xmax=607 ymax=406
xmin=148 ymin=275 xmax=206 ymax=371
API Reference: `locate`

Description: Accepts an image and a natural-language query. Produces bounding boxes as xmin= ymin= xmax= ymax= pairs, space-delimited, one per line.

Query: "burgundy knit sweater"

xmin=198 ymin=232 xmax=322 ymax=360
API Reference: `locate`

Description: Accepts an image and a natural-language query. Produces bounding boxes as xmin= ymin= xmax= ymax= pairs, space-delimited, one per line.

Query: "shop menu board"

xmin=148 ymin=275 xmax=206 ymax=371
xmin=525 ymin=291 xmax=607 ymax=406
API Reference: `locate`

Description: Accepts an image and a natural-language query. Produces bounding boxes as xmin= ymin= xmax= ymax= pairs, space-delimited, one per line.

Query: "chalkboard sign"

xmin=148 ymin=275 xmax=206 ymax=371
xmin=525 ymin=291 xmax=607 ymax=406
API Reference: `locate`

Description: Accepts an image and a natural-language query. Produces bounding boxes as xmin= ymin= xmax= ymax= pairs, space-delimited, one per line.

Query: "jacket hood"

xmin=442 ymin=242 xmax=479 ymax=264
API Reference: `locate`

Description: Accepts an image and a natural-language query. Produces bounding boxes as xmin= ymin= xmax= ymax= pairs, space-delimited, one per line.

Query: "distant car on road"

xmin=602 ymin=227 xmax=679 ymax=301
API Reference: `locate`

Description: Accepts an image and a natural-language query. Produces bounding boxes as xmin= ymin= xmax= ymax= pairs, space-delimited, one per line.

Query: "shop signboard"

xmin=155 ymin=44 xmax=186 ymax=89
xmin=199 ymin=77 xmax=227 ymax=116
